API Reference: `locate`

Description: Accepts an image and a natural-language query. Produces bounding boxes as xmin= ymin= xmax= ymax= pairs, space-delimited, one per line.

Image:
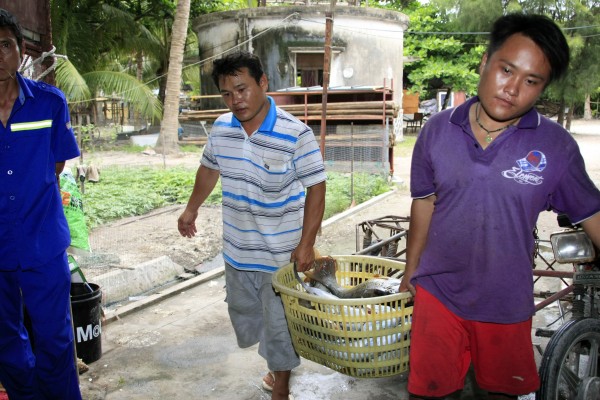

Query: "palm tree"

xmin=51 ymin=1 xmax=162 ymax=124
xmin=157 ymin=0 xmax=191 ymax=155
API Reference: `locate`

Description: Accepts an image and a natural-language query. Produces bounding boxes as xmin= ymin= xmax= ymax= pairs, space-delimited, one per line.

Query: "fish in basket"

xmin=271 ymin=255 xmax=413 ymax=378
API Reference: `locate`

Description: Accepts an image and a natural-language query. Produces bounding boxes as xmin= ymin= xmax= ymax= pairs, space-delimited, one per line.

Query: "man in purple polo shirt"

xmin=0 ymin=9 xmax=82 ymax=400
xmin=400 ymin=13 xmax=600 ymax=399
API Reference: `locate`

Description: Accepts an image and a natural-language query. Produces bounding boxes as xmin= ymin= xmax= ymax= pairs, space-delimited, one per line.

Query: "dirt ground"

xmin=67 ymin=121 xmax=600 ymax=284
xmin=66 ymin=150 xmax=223 ymax=279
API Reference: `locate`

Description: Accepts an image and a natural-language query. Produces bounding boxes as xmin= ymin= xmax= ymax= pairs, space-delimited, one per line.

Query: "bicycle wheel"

xmin=538 ymin=318 xmax=600 ymax=400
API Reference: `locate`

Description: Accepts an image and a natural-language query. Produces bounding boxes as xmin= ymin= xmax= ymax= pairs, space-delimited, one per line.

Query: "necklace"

xmin=475 ymin=103 xmax=512 ymax=143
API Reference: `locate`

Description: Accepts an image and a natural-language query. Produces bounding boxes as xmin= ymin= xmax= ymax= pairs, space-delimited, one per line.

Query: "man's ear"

xmin=479 ymin=53 xmax=488 ymax=74
xmin=259 ymin=74 xmax=268 ymax=91
xmin=18 ymin=42 xmax=26 ymax=64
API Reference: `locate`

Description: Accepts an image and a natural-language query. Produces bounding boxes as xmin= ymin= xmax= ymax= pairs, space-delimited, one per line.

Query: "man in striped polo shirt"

xmin=0 ymin=9 xmax=82 ymax=400
xmin=178 ymin=51 xmax=326 ymax=400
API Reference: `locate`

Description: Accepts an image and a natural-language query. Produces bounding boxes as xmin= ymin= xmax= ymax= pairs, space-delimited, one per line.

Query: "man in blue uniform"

xmin=0 ymin=9 xmax=82 ymax=399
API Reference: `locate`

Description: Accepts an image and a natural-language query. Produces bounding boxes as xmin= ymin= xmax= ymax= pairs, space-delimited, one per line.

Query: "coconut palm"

xmin=157 ymin=0 xmax=191 ymax=155
xmin=51 ymin=0 xmax=163 ymax=123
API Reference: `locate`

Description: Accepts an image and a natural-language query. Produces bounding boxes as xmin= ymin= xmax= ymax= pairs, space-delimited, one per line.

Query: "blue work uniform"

xmin=0 ymin=73 xmax=82 ymax=399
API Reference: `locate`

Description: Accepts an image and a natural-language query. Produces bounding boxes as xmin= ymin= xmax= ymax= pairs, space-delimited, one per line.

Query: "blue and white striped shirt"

xmin=201 ymin=96 xmax=327 ymax=272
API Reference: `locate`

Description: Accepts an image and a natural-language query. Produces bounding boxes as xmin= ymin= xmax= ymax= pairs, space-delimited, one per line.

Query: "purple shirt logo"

xmin=502 ymin=150 xmax=546 ymax=185
xmin=518 ymin=150 xmax=547 ymax=172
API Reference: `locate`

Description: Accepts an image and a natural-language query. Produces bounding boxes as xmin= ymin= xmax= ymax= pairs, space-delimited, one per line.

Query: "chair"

xmin=406 ymin=112 xmax=424 ymax=133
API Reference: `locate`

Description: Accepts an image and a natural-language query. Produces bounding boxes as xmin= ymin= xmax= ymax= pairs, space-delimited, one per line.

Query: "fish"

xmin=303 ymin=256 xmax=401 ymax=299
xmin=303 ymin=285 xmax=339 ymax=300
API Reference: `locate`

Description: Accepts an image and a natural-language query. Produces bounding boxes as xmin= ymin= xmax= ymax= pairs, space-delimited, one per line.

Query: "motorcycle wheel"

xmin=537 ymin=318 xmax=600 ymax=400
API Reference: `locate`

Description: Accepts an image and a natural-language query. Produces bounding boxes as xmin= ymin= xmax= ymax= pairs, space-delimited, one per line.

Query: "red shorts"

xmin=408 ymin=286 xmax=539 ymax=397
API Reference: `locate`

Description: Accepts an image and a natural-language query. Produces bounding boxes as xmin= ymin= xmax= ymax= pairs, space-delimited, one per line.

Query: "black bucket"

xmin=70 ymin=283 xmax=102 ymax=364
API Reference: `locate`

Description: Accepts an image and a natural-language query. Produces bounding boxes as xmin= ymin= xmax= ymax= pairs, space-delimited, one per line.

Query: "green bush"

xmin=82 ymin=167 xmax=391 ymax=229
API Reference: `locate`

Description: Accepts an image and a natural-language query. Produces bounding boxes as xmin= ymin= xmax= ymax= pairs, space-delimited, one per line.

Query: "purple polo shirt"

xmin=410 ymin=96 xmax=600 ymax=323
xmin=0 ymin=74 xmax=80 ymax=270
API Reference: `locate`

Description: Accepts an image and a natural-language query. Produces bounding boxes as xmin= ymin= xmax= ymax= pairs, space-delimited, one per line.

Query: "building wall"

xmin=0 ymin=0 xmax=49 ymax=55
xmin=0 ymin=0 xmax=55 ymax=83
xmin=193 ymin=6 xmax=408 ymax=109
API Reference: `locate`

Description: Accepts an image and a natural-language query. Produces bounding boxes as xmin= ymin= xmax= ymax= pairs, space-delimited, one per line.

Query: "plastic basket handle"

xmin=293 ymin=261 xmax=311 ymax=292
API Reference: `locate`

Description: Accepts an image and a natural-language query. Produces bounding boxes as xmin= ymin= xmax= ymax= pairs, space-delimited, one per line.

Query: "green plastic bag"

xmin=60 ymin=169 xmax=91 ymax=251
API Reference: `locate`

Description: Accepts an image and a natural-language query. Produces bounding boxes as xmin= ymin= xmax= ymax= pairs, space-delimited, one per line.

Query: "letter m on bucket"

xmin=77 ymin=323 xmax=102 ymax=343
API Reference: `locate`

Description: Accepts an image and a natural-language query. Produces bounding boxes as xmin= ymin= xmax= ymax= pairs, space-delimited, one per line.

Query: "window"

xmin=296 ymin=53 xmax=324 ymax=87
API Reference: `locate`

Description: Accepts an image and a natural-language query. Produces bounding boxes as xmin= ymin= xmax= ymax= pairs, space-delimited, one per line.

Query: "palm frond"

xmin=55 ymin=59 xmax=92 ymax=104
xmin=100 ymin=4 xmax=163 ymax=56
xmin=83 ymin=71 xmax=163 ymax=121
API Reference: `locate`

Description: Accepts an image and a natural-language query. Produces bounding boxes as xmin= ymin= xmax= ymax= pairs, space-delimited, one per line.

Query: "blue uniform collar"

xmin=231 ymin=96 xmax=276 ymax=133
xmin=450 ymin=96 xmax=541 ymax=131
xmin=15 ymin=72 xmax=33 ymax=106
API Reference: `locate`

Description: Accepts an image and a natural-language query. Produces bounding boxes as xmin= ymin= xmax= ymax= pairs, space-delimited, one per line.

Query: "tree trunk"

xmin=584 ymin=93 xmax=592 ymax=120
xmin=557 ymin=99 xmax=565 ymax=127
xmin=157 ymin=0 xmax=190 ymax=156
xmin=136 ymin=51 xmax=143 ymax=81
xmin=566 ymin=103 xmax=574 ymax=132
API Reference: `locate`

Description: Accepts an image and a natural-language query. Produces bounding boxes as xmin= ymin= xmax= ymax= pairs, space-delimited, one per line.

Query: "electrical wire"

xmin=67 ymin=12 xmax=301 ymax=105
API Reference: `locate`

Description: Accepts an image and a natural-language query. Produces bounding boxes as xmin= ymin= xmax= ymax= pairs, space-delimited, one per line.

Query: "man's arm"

xmin=399 ymin=195 xmax=436 ymax=295
xmin=55 ymin=161 xmax=66 ymax=184
xmin=581 ymin=211 xmax=600 ymax=249
xmin=177 ymin=165 xmax=220 ymax=238
xmin=292 ymin=181 xmax=326 ymax=272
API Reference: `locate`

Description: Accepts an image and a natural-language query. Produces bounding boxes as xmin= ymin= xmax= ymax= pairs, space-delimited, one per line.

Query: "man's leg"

xmin=0 ymin=269 xmax=36 ymax=399
xmin=258 ymin=276 xmax=299 ymax=400
xmin=272 ymin=370 xmax=291 ymax=400
xmin=224 ymin=264 xmax=264 ymax=348
xmin=408 ymin=286 xmax=471 ymax=399
xmin=224 ymin=264 xmax=299 ymax=399
xmin=21 ymin=252 xmax=82 ymax=400
xmin=469 ymin=318 xmax=539 ymax=396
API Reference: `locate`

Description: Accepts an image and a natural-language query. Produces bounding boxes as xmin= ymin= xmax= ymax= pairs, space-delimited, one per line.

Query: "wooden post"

xmin=319 ymin=1 xmax=335 ymax=157
xmin=40 ymin=0 xmax=55 ymax=85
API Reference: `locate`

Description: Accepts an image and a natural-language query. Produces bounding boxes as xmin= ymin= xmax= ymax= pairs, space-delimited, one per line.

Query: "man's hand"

xmin=398 ymin=196 xmax=436 ymax=297
xmin=178 ymin=208 xmax=199 ymax=238
xmin=290 ymin=243 xmax=315 ymax=272
xmin=399 ymin=268 xmax=416 ymax=296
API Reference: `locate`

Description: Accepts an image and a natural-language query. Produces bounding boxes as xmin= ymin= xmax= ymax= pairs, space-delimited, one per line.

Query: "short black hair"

xmin=0 ymin=8 xmax=24 ymax=53
xmin=487 ymin=13 xmax=569 ymax=84
xmin=211 ymin=51 xmax=265 ymax=90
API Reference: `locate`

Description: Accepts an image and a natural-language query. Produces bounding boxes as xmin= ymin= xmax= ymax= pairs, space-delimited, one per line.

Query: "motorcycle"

xmin=537 ymin=214 xmax=600 ymax=399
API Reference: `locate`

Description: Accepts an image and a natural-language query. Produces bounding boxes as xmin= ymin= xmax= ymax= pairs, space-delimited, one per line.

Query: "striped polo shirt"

xmin=201 ymin=96 xmax=326 ymax=273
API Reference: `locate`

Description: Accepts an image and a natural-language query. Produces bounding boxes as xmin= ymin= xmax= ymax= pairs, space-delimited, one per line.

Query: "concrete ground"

xmin=77 ymin=120 xmax=600 ymax=400
xmin=79 ymin=265 xmax=414 ymax=400
xmin=78 ymin=190 xmax=420 ymax=400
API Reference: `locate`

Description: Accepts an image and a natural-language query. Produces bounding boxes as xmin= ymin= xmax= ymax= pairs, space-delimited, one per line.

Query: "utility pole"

xmin=319 ymin=0 xmax=336 ymax=157
xmin=41 ymin=0 xmax=55 ymax=85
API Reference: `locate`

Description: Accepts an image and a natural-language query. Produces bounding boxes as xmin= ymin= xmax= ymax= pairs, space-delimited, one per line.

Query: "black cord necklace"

xmin=475 ymin=103 xmax=512 ymax=143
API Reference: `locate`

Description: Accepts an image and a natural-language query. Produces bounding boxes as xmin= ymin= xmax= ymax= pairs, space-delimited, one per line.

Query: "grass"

xmin=394 ymin=134 xmax=417 ymax=157
xmin=80 ymin=167 xmax=392 ymax=229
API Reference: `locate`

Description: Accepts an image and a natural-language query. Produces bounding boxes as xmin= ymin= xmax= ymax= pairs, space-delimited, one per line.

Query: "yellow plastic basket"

xmin=272 ymin=255 xmax=413 ymax=378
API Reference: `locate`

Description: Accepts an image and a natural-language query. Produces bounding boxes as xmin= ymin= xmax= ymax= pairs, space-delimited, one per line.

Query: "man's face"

xmin=218 ymin=67 xmax=269 ymax=129
xmin=0 ymin=26 xmax=23 ymax=82
xmin=477 ymin=33 xmax=551 ymax=123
